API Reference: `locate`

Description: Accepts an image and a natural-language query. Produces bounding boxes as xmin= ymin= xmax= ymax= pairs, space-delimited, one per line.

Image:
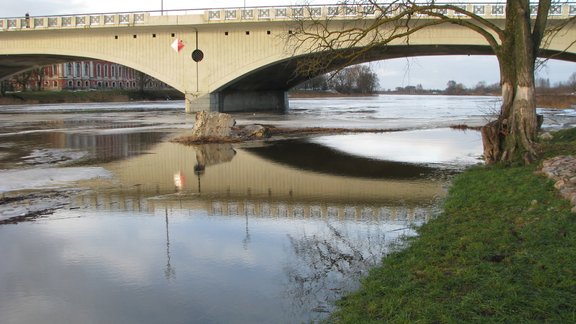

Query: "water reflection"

xmin=90 ymin=141 xmax=445 ymax=205
xmin=188 ymin=144 xmax=237 ymax=192
xmin=245 ymin=138 xmax=441 ymax=179
xmin=0 ymin=131 xmax=453 ymax=323
xmin=310 ymin=129 xmax=484 ymax=166
xmin=0 ymin=131 xmax=167 ymax=168
xmin=285 ymin=222 xmax=400 ymax=315
xmin=50 ymin=139 xmax=443 ymax=323
xmin=164 ymin=208 xmax=176 ymax=280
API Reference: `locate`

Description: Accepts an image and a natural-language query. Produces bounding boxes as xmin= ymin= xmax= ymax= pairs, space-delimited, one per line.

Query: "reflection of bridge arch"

xmin=1 ymin=4 xmax=575 ymax=112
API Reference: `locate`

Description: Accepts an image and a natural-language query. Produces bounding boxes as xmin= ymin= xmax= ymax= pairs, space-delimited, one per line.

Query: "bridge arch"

xmin=0 ymin=50 xmax=184 ymax=92
xmin=211 ymin=44 xmax=576 ymax=112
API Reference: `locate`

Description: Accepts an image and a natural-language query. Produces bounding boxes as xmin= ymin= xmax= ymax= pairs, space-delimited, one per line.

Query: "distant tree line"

xmin=294 ymin=65 xmax=380 ymax=94
xmin=389 ymin=71 xmax=576 ymax=96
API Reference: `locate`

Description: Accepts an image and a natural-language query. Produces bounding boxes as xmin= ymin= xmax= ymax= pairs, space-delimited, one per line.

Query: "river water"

xmin=0 ymin=95 xmax=574 ymax=324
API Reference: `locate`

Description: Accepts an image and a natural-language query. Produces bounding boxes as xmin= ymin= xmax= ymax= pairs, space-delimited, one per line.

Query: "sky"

xmin=2 ymin=0 xmax=575 ymax=90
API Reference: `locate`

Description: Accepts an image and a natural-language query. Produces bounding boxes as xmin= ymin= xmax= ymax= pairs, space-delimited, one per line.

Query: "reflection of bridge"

xmin=72 ymin=190 xmax=435 ymax=224
xmin=1 ymin=4 xmax=575 ymax=112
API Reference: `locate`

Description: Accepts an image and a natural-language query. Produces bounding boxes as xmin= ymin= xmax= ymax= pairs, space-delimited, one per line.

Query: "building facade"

xmin=9 ymin=60 xmax=169 ymax=91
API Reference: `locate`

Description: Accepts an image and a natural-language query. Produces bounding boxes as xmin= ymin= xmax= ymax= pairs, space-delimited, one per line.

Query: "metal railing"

xmin=1 ymin=3 xmax=575 ymax=31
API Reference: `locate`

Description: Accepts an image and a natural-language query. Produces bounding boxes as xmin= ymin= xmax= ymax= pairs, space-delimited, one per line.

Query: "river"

xmin=0 ymin=95 xmax=574 ymax=324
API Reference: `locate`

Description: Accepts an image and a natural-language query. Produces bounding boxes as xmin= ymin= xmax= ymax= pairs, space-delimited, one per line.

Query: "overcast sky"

xmin=2 ymin=0 xmax=574 ymax=90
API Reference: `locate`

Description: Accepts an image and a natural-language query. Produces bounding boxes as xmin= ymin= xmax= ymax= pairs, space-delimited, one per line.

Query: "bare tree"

xmin=288 ymin=1 xmax=576 ymax=164
xmin=13 ymin=70 xmax=34 ymax=92
xmin=135 ymin=70 xmax=153 ymax=93
xmin=31 ymin=67 xmax=45 ymax=91
xmin=569 ymin=71 xmax=576 ymax=88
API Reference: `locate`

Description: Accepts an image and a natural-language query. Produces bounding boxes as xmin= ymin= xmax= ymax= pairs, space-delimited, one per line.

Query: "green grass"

xmin=331 ymin=127 xmax=576 ymax=323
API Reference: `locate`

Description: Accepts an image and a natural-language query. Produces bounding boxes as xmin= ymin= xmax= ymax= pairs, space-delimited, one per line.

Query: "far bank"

xmin=0 ymin=89 xmax=184 ymax=105
xmin=1 ymin=90 xmax=574 ymax=109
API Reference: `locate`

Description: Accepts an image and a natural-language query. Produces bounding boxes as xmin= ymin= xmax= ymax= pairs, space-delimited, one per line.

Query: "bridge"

xmin=1 ymin=3 xmax=575 ymax=113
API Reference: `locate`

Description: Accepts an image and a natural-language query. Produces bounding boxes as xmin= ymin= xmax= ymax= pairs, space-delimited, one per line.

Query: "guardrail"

xmin=206 ymin=3 xmax=576 ymax=21
xmin=0 ymin=12 xmax=150 ymax=30
xmin=1 ymin=3 xmax=575 ymax=31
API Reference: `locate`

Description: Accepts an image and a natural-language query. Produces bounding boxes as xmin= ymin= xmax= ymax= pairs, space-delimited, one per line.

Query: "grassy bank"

xmin=331 ymin=127 xmax=576 ymax=323
xmin=0 ymin=89 xmax=184 ymax=105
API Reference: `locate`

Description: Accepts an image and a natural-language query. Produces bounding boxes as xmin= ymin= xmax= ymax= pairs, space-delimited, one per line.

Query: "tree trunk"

xmin=481 ymin=0 xmax=539 ymax=164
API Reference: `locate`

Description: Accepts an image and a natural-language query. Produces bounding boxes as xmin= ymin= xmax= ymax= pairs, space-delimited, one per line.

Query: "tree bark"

xmin=481 ymin=0 xmax=540 ymax=164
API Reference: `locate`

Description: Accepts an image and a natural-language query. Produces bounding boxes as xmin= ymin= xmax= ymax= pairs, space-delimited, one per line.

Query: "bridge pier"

xmin=185 ymin=92 xmax=218 ymax=113
xmin=216 ymin=90 xmax=288 ymax=113
xmin=185 ymin=90 xmax=288 ymax=113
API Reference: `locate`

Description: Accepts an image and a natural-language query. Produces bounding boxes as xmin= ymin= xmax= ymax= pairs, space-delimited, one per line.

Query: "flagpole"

xmin=161 ymin=0 xmax=164 ymax=15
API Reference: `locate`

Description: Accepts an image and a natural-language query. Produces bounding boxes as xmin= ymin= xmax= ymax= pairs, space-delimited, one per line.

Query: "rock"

xmin=539 ymin=132 xmax=554 ymax=141
xmin=555 ymin=179 xmax=566 ymax=190
xmin=540 ymin=155 xmax=576 ymax=211
xmin=190 ymin=111 xmax=236 ymax=140
xmin=236 ymin=124 xmax=271 ymax=139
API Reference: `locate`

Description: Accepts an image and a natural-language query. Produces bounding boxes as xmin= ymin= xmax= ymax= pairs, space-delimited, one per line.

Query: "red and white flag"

xmin=171 ymin=38 xmax=184 ymax=53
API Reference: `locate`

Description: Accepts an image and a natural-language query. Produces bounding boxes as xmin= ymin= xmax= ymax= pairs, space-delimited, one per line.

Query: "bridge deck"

xmin=1 ymin=3 xmax=575 ymax=31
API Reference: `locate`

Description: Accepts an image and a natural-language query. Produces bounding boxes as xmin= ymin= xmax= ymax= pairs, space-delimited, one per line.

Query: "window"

xmin=96 ymin=64 xmax=101 ymax=77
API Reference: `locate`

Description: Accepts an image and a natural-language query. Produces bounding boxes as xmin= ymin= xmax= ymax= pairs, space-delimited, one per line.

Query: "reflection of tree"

xmin=284 ymin=222 xmax=407 ymax=317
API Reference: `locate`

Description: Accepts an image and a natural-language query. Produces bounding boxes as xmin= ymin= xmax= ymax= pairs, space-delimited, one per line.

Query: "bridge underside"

xmin=0 ymin=54 xmax=84 ymax=80
xmin=1 ymin=45 xmax=575 ymax=113
xmin=213 ymin=44 xmax=576 ymax=113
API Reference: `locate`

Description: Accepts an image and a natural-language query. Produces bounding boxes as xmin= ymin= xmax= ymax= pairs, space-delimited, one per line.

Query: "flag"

xmin=171 ymin=38 xmax=184 ymax=53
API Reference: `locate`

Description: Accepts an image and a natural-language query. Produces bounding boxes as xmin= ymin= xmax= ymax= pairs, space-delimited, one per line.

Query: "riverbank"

xmin=0 ymin=89 xmax=183 ymax=105
xmin=331 ymin=127 xmax=576 ymax=323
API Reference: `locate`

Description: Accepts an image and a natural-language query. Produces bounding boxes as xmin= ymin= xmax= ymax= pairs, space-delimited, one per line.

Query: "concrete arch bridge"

xmin=1 ymin=3 xmax=575 ymax=112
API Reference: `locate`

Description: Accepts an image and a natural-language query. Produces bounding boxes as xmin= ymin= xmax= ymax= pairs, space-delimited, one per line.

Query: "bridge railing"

xmin=205 ymin=3 xmax=576 ymax=22
xmin=1 ymin=3 xmax=575 ymax=31
xmin=0 ymin=12 xmax=150 ymax=30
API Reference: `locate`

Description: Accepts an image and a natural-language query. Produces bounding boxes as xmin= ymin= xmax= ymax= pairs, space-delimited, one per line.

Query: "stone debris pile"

xmin=541 ymin=155 xmax=576 ymax=213
xmin=176 ymin=111 xmax=270 ymax=144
